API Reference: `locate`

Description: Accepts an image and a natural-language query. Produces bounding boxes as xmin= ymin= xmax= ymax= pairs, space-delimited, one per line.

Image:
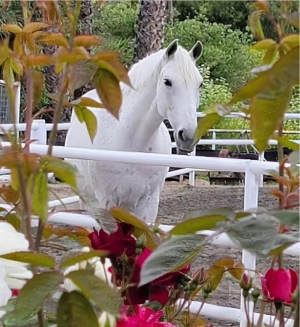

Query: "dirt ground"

xmin=44 ymin=179 xmax=299 ymax=327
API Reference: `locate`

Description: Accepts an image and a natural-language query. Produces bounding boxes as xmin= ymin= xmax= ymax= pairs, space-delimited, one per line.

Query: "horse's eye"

xmin=199 ymin=82 xmax=203 ymax=89
xmin=164 ymin=79 xmax=172 ymax=87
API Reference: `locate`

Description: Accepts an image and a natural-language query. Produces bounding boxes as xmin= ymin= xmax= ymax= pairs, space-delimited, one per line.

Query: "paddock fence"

xmin=0 ymin=83 xmax=299 ymax=327
xmin=0 ymin=119 xmax=299 ymax=327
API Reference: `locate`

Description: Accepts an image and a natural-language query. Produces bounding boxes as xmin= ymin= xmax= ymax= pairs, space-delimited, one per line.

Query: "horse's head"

xmin=156 ymin=39 xmax=203 ymax=154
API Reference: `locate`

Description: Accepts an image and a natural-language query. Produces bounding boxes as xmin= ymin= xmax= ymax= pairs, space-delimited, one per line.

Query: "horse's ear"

xmin=165 ymin=39 xmax=178 ymax=59
xmin=190 ymin=41 xmax=203 ymax=61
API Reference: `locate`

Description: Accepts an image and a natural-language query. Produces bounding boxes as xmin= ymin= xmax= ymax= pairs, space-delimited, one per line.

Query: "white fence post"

xmin=189 ymin=148 xmax=196 ymax=186
xmin=212 ymin=130 xmax=216 ymax=150
xmin=240 ymin=161 xmax=259 ymax=327
xmin=30 ymin=120 xmax=47 ymax=145
xmin=258 ymin=151 xmax=264 ymax=187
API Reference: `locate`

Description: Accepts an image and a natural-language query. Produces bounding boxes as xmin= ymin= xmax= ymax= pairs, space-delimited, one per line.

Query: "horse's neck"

xmin=122 ymin=53 xmax=165 ymax=147
xmin=122 ymin=88 xmax=162 ymax=148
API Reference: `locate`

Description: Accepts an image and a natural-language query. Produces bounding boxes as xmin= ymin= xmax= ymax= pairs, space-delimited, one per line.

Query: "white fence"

xmin=0 ymin=117 xmax=299 ymax=327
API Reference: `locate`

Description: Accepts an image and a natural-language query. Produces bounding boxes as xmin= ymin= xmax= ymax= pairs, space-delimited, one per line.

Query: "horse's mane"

xmin=122 ymin=45 xmax=199 ymax=94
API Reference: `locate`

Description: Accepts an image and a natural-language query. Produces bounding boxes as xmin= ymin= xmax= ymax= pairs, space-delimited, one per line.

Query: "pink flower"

xmin=116 ymin=306 xmax=176 ymax=327
xmin=261 ymin=268 xmax=298 ymax=304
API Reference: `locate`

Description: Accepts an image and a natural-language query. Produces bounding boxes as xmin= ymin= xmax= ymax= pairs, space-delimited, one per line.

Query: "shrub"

xmin=93 ymin=1 xmax=137 ymax=39
xmin=165 ymin=15 xmax=262 ymax=91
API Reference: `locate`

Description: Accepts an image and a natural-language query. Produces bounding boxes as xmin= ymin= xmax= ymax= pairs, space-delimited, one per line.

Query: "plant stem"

xmin=293 ymin=289 xmax=299 ymax=327
xmin=24 ymin=69 xmax=33 ymax=146
xmin=244 ymin=296 xmax=251 ymax=327
xmin=38 ymin=308 xmax=46 ymax=327
xmin=256 ymin=301 xmax=266 ymax=327
xmin=47 ymin=71 xmax=68 ymax=156
xmin=35 ymin=220 xmax=44 ymax=251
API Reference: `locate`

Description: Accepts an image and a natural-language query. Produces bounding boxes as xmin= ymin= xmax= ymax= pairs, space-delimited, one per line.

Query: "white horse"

xmin=65 ymin=40 xmax=203 ymax=223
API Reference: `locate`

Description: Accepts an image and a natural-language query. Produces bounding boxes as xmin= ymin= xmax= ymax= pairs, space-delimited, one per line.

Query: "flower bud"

xmin=135 ymin=248 xmax=143 ymax=255
xmin=251 ymin=287 xmax=261 ymax=302
xmin=120 ymin=253 xmax=128 ymax=265
xmin=240 ymin=274 xmax=252 ymax=291
xmin=190 ymin=281 xmax=198 ymax=292
xmin=202 ymin=283 xmax=213 ymax=296
xmin=136 ymin=234 xmax=146 ymax=249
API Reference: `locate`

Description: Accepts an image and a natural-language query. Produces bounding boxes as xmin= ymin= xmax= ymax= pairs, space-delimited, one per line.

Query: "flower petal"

xmin=0 ymin=277 xmax=12 ymax=307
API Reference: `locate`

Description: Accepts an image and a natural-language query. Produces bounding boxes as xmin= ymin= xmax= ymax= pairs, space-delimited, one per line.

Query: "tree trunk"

xmin=133 ymin=0 xmax=167 ymax=63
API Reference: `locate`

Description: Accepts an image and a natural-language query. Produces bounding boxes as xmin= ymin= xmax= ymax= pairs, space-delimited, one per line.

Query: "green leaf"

xmin=3 ymin=272 xmax=63 ymax=326
xmin=263 ymin=43 xmax=277 ymax=65
xmin=169 ymin=210 xmax=232 ymax=236
xmin=139 ymin=234 xmax=206 ymax=287
xmin=249 ymin=10 xmax=265 ymax=40
xmin=43 ymin=157 xmax=77 ymax=189
xmin=93 ymin=67 xmax=122 ymax=119
xmin=27 ymin=171 xmax=48 ymax=222
xmin=229 ymin=73 xmax=268 ymax=105
xmin=60 ymin=250 xmax=106 ymax=269
xmin=0 ymin=251 xmax=55 ymax=268
xmin=194 ymin=113 xmax=221 ymax=143
xmin=180 ymin=312 xmax=207 ymax=327
xmin=32 ymin=69 xmax=44 ymax=109
xmin=252 ymin=39 xmax=277 ymax=50
xmin=270 ymin=210 xmax=299 ymax=228
xmin=225 ymin=214 xmax=299 ymax=256
xmin=250 ymin=86 xmax=293 ymax=152
xmin=273 ymin=136 xmax=300 ymax=151
xmin=110 ymin=207 xmax=160 ymax=250
xmin=74 ymin=106 xmax=97 ymax=142
xmin=72 ymin=97 xmax=104 ymax=108
xmin=66 ymin=270 xmax=123 ymax=315
xmin=284 ymin=11 xmax=299 ymax=29
xmin=57 ymin=291 xmax=99 ymax=327
xmin=206 ymin=264 xmax=225 ymax=291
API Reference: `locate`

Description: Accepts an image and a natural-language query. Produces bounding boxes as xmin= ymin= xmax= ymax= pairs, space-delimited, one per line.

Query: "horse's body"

xmin=65 ymin=40 xmax=203 ymax=223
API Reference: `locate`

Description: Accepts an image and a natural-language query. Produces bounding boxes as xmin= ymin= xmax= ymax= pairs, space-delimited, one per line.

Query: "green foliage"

xmin=198 ymin=65 xmax=232 ymax=111
xmin=165 ymin=15 xmax=262 ymax=91
xmin=173 ymin=0 xmax=203 ymax=21
xmin=199 ymin=0 xmax=251 ymax=32
xmin=92 ymin=2 xmax=136 ymax=67
xmin=93 ymin=2 xmax=137 ymax=39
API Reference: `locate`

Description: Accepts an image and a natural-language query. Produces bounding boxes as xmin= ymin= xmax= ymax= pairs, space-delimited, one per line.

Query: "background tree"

xmin=133 ymin=0 xmax=167 ymax=63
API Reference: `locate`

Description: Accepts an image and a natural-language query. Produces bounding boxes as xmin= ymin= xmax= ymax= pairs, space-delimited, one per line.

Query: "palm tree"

xmin=133 ymin=0 xmax=167 ymax=63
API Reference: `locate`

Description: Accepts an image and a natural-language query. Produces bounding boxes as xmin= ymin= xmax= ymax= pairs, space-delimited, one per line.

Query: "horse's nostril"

xmin=178 ymin=130 xmax=185 ymax=142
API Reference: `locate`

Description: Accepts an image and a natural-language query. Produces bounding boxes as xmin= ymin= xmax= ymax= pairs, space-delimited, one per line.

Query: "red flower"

xmin=11 ymin=289 xmax=19 ymax=296
xmin=116 ymin=306 xmax=176 ymax=327
xmin=261 ymin=268 xmax=298 ymax=304
xmin=123 ymin=248 xmax=190 ymax=305
xmin=88 ymin=223 xmax=136 ymax=258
